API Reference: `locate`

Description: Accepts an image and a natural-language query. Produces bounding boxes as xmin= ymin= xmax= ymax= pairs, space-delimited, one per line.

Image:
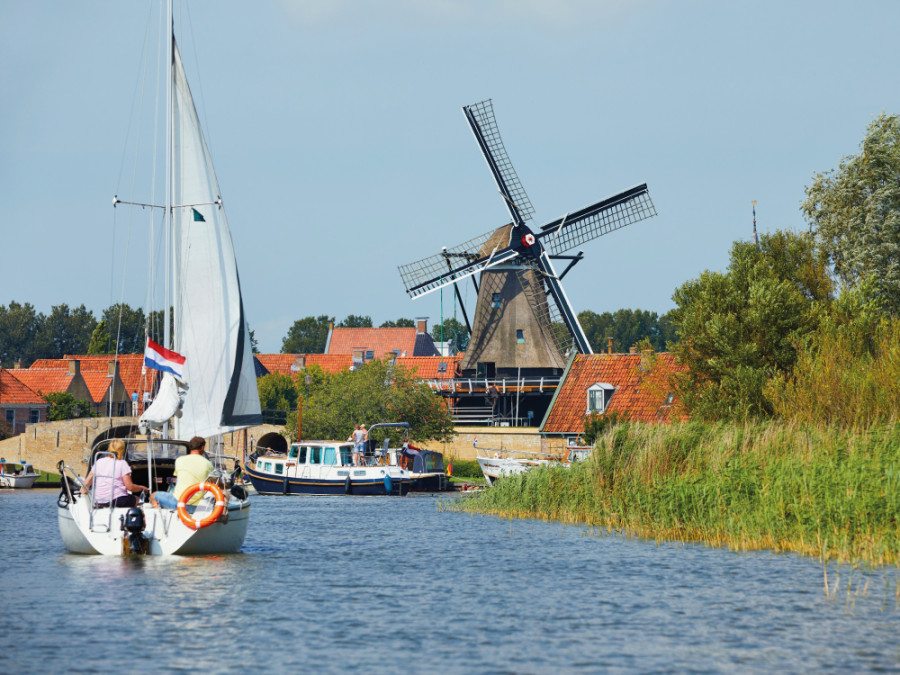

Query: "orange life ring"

xmin=399 ymin=455 xmax=408 ymax=470
xmin=177 ymin=482 xmax=227 ymax=530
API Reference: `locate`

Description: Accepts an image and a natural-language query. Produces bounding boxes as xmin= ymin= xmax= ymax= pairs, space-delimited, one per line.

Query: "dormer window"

xmin=587 ymin=382 xmax=616 ymax=414
xmin=491 ymin=293 xmax=502 ymax=308
xmin=516 ymin=329 xmax=524 ymax=344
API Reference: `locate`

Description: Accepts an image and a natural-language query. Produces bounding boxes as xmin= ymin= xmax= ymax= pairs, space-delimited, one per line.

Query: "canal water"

xmin=2 ymin=489 xmax=898 ymax=673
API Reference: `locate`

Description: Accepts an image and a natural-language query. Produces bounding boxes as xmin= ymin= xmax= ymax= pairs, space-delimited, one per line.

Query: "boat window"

xmin=424 ymin=455 xmax=435 ymax=472
xmin=340 ymin=446 xmax=353 ymax=466
xmin=275 ymin=463 xmax=284 ymax=475
xmin=299 ymin=446 xmax=308 ymax=463
xmin=310 ymin=446 xmax=322 ymax=464
xmin=264 ymin=462 xmax=273 ymax=472
xmin=323 ymin=446 xmax=337 ymax=465
xmin=288 ymin=446 xmax=299 ymax=459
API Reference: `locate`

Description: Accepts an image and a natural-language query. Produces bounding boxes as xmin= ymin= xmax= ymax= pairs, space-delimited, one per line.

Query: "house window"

xmin=587 ymin=383 xmax=616 ymax=414
xmin=365 ymin=350 xmax=375 ymax=361
xmin=352 ymin=350 xmax=364 ymax=367
xmin=30 ymin=409 xmax=40 ymax=423
xmin=438 ymin=362 xmax=447 ymax=373
xmin=491 ymin=293 xmax=502 ymax=308
xmin=516 ymin=329 xmax=524 ymax=344
xmin=665 ymin=392 xmax=675 ymax=405
xmin=5 ymin=410 xmax=14 ymax=426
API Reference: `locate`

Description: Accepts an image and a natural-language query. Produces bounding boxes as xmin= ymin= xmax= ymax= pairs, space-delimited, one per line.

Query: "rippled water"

xmin=2 ymin=489 xmax=899 ymax=673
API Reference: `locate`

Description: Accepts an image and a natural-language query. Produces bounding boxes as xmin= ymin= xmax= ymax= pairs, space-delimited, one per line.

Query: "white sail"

xmin=138 ymin=373 xmax=184 ymax=428
xmin=171 ymin=42 xmax=261 ymax=440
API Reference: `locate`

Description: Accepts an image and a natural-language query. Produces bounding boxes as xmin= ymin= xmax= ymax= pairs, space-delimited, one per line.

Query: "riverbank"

xmin=447 ymin=420 xmax=900 ymax=567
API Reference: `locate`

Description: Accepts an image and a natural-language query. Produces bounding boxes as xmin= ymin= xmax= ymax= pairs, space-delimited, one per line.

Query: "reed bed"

xmin=447 ymin=421 xmax=900 ymax=567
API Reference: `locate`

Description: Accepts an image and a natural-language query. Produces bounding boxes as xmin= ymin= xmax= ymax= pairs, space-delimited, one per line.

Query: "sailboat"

xmin=57 ymin=1 xmax=262 ymax=555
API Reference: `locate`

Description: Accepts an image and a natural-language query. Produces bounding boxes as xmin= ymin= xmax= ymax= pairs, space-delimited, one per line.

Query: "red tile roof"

xmin=396 ymin=355 xmax=462 ymax=382
xmin=0 ymin=369 xmax=45 ymax=405
xmin=256 ymin=354 xmax=353 ymax=376
xmin=326 ymin=327 xmax=438 ymax=358
xmin=32 ymin=355 xmax=152 ymax=399
xmin=8 ymin=369 xmax=75 ymax=397
xmin=542 ymin=353 xmax=687 ymax=434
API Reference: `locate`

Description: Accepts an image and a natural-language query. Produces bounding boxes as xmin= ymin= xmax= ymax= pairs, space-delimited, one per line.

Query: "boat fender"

xmin=383 ymin=475 xmax=392 ymax=495
xmin=344 ymin=476 xmax=352 ymax=495
xmin=177 ymin=482 xmax=227 ymax=530
xmin=230 ymin=484 xmax=248 ymax=501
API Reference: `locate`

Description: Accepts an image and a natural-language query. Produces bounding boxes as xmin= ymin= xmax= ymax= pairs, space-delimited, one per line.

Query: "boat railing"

xmin=56 ymin=460 xmax=85 ymax=508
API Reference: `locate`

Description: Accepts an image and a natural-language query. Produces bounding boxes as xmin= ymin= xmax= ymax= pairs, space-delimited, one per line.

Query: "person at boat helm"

xmin=81 ymin=439 xmax=148 ymax=508
xmin=151 ymin=436 xmax=216 ymax=510
xmin=349 ymin=424 xmax=368 ymax=466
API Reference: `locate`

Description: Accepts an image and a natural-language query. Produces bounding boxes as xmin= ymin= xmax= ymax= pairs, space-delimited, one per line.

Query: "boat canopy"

xmin=400 ymin=445 xmax=444 ymax=474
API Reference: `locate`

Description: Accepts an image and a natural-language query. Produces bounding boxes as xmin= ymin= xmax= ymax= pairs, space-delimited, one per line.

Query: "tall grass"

xmin=448 ymin=420 xmax=900 ymax=567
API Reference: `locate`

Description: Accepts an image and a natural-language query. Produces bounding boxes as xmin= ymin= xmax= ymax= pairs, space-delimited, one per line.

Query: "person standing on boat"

xmin=81 ymin=439 xmax=148 ymax=508
xmin=350 ymin=424 xmax=367 ymax=466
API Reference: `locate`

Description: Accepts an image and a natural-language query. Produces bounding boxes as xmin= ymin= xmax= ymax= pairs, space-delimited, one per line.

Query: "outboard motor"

xmin=121 ymin=507 xmax=148 ymax=554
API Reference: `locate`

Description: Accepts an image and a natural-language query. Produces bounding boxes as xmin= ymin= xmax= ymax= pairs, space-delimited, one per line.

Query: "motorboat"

xmin=0 ymin=460 xmax=41 ymax=489
xmin=244 ymin=440 xmax=413 ymax=496
xmin=474 ymin=438 xmax=573 ymax=485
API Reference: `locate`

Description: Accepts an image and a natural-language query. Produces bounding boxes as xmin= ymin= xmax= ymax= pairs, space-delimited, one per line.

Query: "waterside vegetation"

xmin=449 ymin=420 xmax=900 ymax=567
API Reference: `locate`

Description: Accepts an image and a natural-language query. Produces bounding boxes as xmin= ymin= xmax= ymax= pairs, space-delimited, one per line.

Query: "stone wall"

xmin=0 ymin=419 xmax=284 ymax=476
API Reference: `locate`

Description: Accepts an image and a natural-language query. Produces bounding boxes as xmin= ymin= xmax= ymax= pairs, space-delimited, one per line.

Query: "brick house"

xmin=0 ymin=369 xmax=48 ymax=435
xmin=540 ymin=351 xmax=686 ymax=450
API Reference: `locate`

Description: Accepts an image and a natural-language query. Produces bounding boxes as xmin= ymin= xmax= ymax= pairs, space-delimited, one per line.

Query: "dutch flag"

xmin=144 ymin=338 xmax=186 ymax=380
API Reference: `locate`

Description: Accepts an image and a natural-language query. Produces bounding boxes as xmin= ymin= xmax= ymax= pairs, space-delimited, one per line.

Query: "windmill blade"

xmin=537 ymin=183 xmax=656 ymax=256
xmin=464 ymin=99 xmax=535 ymax=227
xmin=398 ymin=227 xmax=520 ymax=299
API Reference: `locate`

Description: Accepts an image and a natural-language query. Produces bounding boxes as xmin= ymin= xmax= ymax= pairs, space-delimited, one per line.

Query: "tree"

xmin=380 ymin=318 xmax=415 ymax=328
xmin=44 ymin=392 xmax=97 ymax=421
xmin=803 ymin=112 xmax=900 ymax=314
xmin=257 ymin=373 xmax=299 ymax=411
xmin=33 ymin=304 xmax=96 ymax=360
xmin=577 ymin=308 xmax=674 ymax=353
xmin=0 ymin=301 xmax=43 ymax=367
xmin=87 ymin=319 xmax=112 ymax=355
xmin=431 ymin=317 xmax=469 ymax=352
xmin=0 ymin=417 xmax=12 ymax=441
xmin=249 ymin=328 xmax=259 ymax=354
xmin=285 ymin=359 xmax=455 ymax=443
xmin=338 ymin=314 xmax=373 ymax=328
xmin=281 ymin=315 xmax=334 ymax=353
xmin=101 ymin=303 xmax=146 ymax=354
xmin=669 ymin=230 xmax=828 ymax=421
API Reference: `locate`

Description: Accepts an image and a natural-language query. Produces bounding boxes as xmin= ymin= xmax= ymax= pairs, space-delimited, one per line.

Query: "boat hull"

xmin=0 ymin=474 xmax=39 ymax=489
xmin=57 ymin=497 xmax=250 ymax=556
xmin=476 ymin=456 xmax=553 ymax=485
xmin=244 ymin=462 xmax=411 ymax=496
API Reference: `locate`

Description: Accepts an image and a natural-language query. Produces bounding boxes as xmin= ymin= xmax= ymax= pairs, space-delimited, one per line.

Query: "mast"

xmin=163 ymin=0 xmax=174 ymax=441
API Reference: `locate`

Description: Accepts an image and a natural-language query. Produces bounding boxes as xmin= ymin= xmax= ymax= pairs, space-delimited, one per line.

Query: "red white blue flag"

xmin=144 ymin=338 xmax=186 ymax=380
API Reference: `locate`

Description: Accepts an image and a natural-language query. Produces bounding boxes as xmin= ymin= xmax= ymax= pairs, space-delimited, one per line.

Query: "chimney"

xmin=607 ymin=337 xmax=613 ymax=355
xmin=13 ymin=361 xmax=21 ymax=369
xmin=416 ymin=318 xmax=428 ymax=335
xmin=68 ymin=359 xmax=80 ymax=376
xmin=640 ymin=348 xmax=654 ymax=372
xmin=290 ymin=356 xmax=306 ymax=372
xmin=107 ymin=361 xmax=119 ymax=378
xmin=629 ymin=345 xmax=637 ymax=354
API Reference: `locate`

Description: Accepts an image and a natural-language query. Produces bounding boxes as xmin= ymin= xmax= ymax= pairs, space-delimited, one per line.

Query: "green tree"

xmin=87 ymin=319 xmax=112 ymax=355
xmin=0 ymin=301 xmax=43 ymax=367
xmin=249 ymin=328 xmax=259 ymax=354
xmin=44 ymin=392 xmax=98 ymax=421
xmin=257 ymin=373 xmax=299 ymax=411
xmin=281 ymin=315 xmax=334 ymax=353
xmin=431 ymin=317 xmax=470 ymax=352
xmin=0 ymin=417 xmax=12 ymax=440
xmin=101 ymin=303 xmax=146 ymax=354
xmin=578 ymin=308 xmax=673 ymax=353
xmin=669 ymin=230 xmax=828 ymax=421
xmin=803 ymin=112 xmax=900 ymax=314
xmin=338 ymin=314 xmax=373 ymax=328
xmin=285 ymin=359 xmax=454 ymax=443
xmin=33 ymin=304 xmax=96 ymax=360
xmin=380 ymin=318 xmax=415 ymax=328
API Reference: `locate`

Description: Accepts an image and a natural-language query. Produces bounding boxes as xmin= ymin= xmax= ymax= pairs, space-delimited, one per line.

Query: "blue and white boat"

xmin=244 ymin=440 xmax=413 ymax=496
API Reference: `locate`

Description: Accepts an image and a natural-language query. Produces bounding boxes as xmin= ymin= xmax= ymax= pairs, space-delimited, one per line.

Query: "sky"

xmin=3 ymin=1 xmax=900 ymax=353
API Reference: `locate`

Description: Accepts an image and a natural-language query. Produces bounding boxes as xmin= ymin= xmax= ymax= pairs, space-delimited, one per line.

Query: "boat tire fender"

xmin=177 ymin=482 xmax=227 ymax=530
xmin=344 ymin=476 xmax=352 ymax=495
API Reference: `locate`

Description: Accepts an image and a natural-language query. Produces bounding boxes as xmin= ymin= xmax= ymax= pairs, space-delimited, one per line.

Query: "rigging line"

xmin=182 ymin=0 xmax=216 ymax=167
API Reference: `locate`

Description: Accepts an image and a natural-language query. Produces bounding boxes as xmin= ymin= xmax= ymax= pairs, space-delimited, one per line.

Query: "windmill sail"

xmin=171 ymin=43 xmax=261 ymax=439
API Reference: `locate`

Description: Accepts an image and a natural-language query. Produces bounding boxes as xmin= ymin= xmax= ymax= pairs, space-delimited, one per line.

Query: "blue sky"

xmin=3 ymin=1 xmax=899 ymax=352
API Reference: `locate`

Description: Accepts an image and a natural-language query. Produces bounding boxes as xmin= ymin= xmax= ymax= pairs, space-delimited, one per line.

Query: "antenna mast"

xmin=752 ymin=200 xmax=759 ymax=250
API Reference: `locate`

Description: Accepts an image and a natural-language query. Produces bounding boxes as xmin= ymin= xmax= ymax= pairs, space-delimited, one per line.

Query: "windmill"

xmin=398 ymin=99 xmax=657 ymax=378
